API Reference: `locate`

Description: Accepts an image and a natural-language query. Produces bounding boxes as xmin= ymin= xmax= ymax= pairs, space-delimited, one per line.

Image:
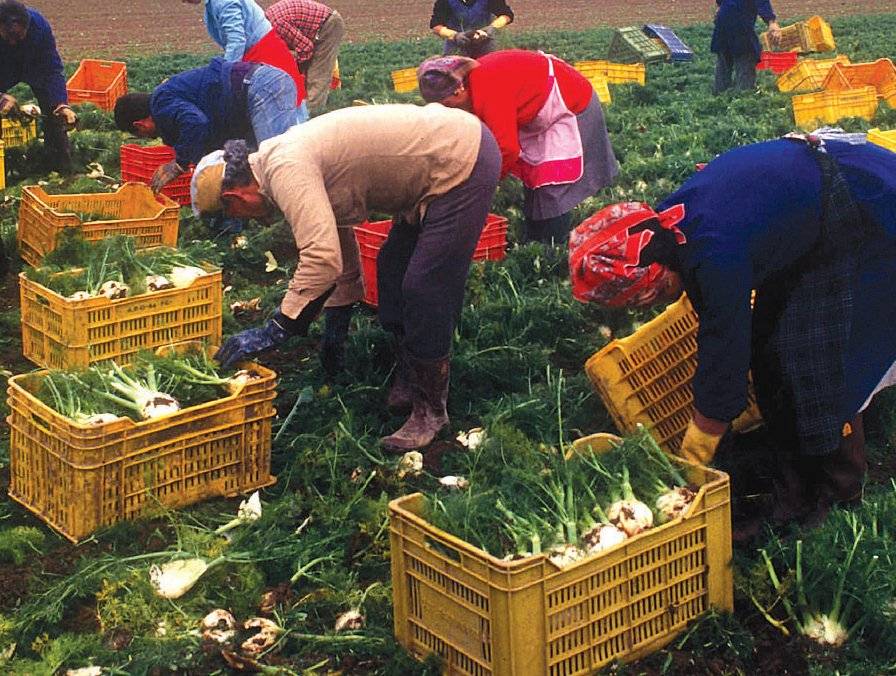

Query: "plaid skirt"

xmin=752 ymin=142 xmax=873 ymax=456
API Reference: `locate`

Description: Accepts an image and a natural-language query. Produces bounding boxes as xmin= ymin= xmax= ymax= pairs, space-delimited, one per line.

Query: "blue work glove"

xmin=216 ymin=310 xmax=298 ymax=369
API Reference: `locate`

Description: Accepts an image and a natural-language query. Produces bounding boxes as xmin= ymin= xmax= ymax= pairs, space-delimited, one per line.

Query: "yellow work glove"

xmin=678 ymin=419 xmax=725 ymax=466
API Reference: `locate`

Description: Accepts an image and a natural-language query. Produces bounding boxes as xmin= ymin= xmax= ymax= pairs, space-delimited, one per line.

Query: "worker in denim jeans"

xmin=113 ymin=57 xmax=303 ymax=195
xmin=711 ymin=0 xmax=781 ymax=94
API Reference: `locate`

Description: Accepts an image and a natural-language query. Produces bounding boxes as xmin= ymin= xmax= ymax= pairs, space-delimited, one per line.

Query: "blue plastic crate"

xmin=643 ymin=24 xmax=694 ymax=62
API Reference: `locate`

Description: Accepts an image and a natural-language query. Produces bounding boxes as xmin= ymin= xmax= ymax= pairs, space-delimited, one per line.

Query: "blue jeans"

xmin=246 ymin=66 xmax=306 ymax=143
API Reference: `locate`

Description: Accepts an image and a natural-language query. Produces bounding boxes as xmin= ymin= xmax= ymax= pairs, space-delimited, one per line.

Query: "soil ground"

xmin=27 ymin=0 xmax=896 ymax=59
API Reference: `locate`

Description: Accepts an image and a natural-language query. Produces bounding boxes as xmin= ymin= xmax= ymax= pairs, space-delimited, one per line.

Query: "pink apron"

xmin=516 ymin=54 xmax=584 ymax=190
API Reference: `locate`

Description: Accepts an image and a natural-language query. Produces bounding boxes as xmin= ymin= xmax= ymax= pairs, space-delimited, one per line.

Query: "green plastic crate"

xmin=608 ymin=26 xmax=668 ymax=64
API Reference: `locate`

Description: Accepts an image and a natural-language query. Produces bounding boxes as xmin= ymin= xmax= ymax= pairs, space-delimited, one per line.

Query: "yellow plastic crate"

xmin=868 ymin=128 xmax=896 ymax=153
xmin=792 ymin=85 xmax=878 ymax=130
xmin=390 ymin=433 xmax=733 ymax=676
xmin=7 ymin=344 xmax=277 ymax=542
xmin=573 ymin=60 xmax=646 ymax=86
xmin=760 ymin=21 xmax=810 ymax=53
xmin=0 ymin=117 xmax=38 ymax=148
xmin=582 ymin=75 xmax=612 ymax=105
xmin=776 ymin=55 xmax=851 ymax=93
xmin=805 ymin=15 xmax=836 ymax=52
xmin=391 ymin=67 xmax=418 ymax=93
xmin=17 ymin=182 xmax=180 ymax=267
xmin=584 ymin=294 xmax=763 ymax=455
xmin=822 ymin=59 xmax=896 ymax=107
xmin=19 ymin=265 xmax=223 ymax=369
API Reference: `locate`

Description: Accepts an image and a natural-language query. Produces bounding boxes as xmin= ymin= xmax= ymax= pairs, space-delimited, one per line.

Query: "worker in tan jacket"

xmin=192 ymin=103 xmax=501 ymax=452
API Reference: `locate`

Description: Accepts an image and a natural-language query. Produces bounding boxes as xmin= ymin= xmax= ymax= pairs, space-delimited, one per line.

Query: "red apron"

xmin=516 ymin=54 xmax=584 ymax=190
xmin=242 ymin=29 xmax=307 ymax=104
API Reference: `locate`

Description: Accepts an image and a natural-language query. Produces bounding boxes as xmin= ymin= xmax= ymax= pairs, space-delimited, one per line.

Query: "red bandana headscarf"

xmin=568 ymin=202 xmax=687 ymax=307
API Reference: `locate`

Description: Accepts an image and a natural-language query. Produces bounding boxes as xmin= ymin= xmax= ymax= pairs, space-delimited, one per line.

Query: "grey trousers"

xmin=305 ymin=9 xmax=344 ymax=114
xmin=713 ymin=51 xmax=757 ymax=94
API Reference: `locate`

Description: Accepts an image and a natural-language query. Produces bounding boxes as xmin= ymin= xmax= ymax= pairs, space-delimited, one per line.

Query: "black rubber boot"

xmin=386 ymin=345 xmax=413 ymax=413
xmin=319 ymin=305 xmax=353 ymax=378
xmin=381 ymin=355 xmax=449 ymax=453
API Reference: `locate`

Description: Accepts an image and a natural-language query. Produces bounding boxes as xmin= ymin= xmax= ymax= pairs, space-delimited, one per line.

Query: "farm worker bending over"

xmin=191 ymin=104 xmax=500 ymax=451
xmin=711 ymin=0 xmax=781 ymax=94
xmin=113 ymin=58 xmax=303 ymax=194
xmin=568 ymin=132 xmax=896 ymax=526
xmin=430 ymin=0 xmax=513 ymax=58
xmin=183 ymin=0 xmax=308 ymax=122
xmin=265 ymin=0 xmax=344 ymax=115
xmin=0 ymin=0 xmax=77 ymax=172
xmin=419 ymin=51 xmax=618 ymax=244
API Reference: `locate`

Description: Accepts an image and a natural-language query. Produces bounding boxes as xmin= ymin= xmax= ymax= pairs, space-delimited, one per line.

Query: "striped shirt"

xmin=265 ymin=0 xmax=333 ymax=63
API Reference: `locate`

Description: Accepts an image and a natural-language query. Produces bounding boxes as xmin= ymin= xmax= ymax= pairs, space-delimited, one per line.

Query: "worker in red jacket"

xmin=418 ymin=50 xmax=618 ymax=243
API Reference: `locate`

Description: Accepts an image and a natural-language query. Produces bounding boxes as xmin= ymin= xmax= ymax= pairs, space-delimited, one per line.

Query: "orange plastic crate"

xmin=354 ymin=214 xmax=508 ymax=307
xmin=805 ymin=15 xmax=836 ymax=52
xmin=776 ymin=55 xmax=851 ymax=93
xmin=822 ymin=59 xmax=896 ymax=107
xmin=66 ymin=59 xmax=128 ymax=111
xmin=792 ymin=85 xmax=878 ymax=129
xmin=390 ymin=433 xmax=733 ymax=676
xmin=7 ymin=344 xmax=277 ymax=542
xmin=584 ymin=294 xmax=762 ymax=454
xmin=120 ymin=144 xmax=194 ymax=206
xmin=20 ymin=264 xmax=223 ymax=369
xmin=17 ymin=182 xmax=179 ymax=267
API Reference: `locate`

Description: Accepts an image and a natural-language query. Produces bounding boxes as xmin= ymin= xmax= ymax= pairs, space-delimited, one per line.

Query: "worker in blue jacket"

xmin=113 ymin=57 xmax=302 ymax=193
xmin=711 ymin=0 xmax=781 ymax=93
xmin=569 ymin=132 xmax=896 ymax=526
xmin=0 ymin=0 xmax=77 ymax=172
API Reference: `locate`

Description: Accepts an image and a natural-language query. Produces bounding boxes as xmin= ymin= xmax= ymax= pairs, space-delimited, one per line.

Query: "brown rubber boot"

xmin=818 ymin=415 xmax=867 ymax=507
xmin=381 ymin=355 xmax=450 ymax=453
xmin=386 ymin=348 xmax=413 ymax=414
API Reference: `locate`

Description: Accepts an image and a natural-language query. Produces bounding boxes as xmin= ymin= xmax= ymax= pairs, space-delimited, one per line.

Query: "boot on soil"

xmin=386 ymin=347 xmax=413 ymax=414
xmin=381 ymin=355 xmax=449 ymax=453
xmin=804 ymin=415 xmax=868 ymax=528
xmin=770 ymin=449 xmax=820 ymax=525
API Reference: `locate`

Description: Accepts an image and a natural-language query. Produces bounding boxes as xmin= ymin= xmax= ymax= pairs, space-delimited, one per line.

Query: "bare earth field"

xmin=27 ymin=0 xmax=896 ymax=59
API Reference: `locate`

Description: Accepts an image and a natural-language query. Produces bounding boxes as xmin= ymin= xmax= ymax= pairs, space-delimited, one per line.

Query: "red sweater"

xmin=468 ymin=50 xmax=595 ymax=178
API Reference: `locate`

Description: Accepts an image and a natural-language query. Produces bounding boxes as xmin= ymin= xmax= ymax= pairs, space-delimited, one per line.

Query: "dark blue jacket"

xmin=150 ymin=57 xmax=251 ymax=167
xmin=657 ymin=139 xmax=896 ymax=423
xmin=710 ymin=0 xmax=776 ymax=60
xmin=0 ymin=8 xmax=67 ymax=106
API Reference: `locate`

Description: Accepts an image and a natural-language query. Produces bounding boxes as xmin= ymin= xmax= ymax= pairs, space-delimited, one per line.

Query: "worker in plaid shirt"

xmin=266 ymin=0 xmax=344 ymax=114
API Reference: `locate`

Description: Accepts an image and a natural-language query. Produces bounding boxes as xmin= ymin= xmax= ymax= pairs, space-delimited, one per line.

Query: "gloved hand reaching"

xmin=677 ymin=418 xmax=726 ymax=466
xmin=215 ymin=309 xmax=304 ymax=369
xmin=0 ymin=93 xmax=17 ymax=116
xmin=53 ymin=104 xmax=77 ymax=130
xmin=150 ymin=160 xmax=185 ymax=193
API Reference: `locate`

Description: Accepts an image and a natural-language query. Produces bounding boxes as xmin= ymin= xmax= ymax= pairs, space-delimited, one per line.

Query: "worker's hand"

xmin=473 ymin=25 xmax=496 ymax=41
xmin=0 ymin=93 xmax=17 ymax=116
xmin=150 ymin=160 xmax=185 ymax=193
xmin=53 ymin=104 xmax=78 ymax=130
xmin=767 ymin=21 xmax=782 ymax=47
xmin=451 ymin=31 xmax=471 ymax=48
xmin=215 ymin=315 xmax=291 ymax=370
xmin=18 ymin=103 xmax=41 ymax=119
xmin=678 ymin=416 xmax=726 ymax=466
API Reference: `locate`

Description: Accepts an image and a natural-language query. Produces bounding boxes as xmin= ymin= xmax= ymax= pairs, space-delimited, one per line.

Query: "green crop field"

xmin=0 ymin=13 xmax=895 ymax=676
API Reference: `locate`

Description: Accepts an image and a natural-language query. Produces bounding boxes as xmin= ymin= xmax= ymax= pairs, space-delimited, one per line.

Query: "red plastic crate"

xmin=354 ymin=214 xmax=508 ymax=307
xmin=757 ymin=51 xmax=799 ymax=74
xmin=120 ymin=144 xmax=194 ymax=206
xmin=66 ymin=60 xmax=128 ymax=112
